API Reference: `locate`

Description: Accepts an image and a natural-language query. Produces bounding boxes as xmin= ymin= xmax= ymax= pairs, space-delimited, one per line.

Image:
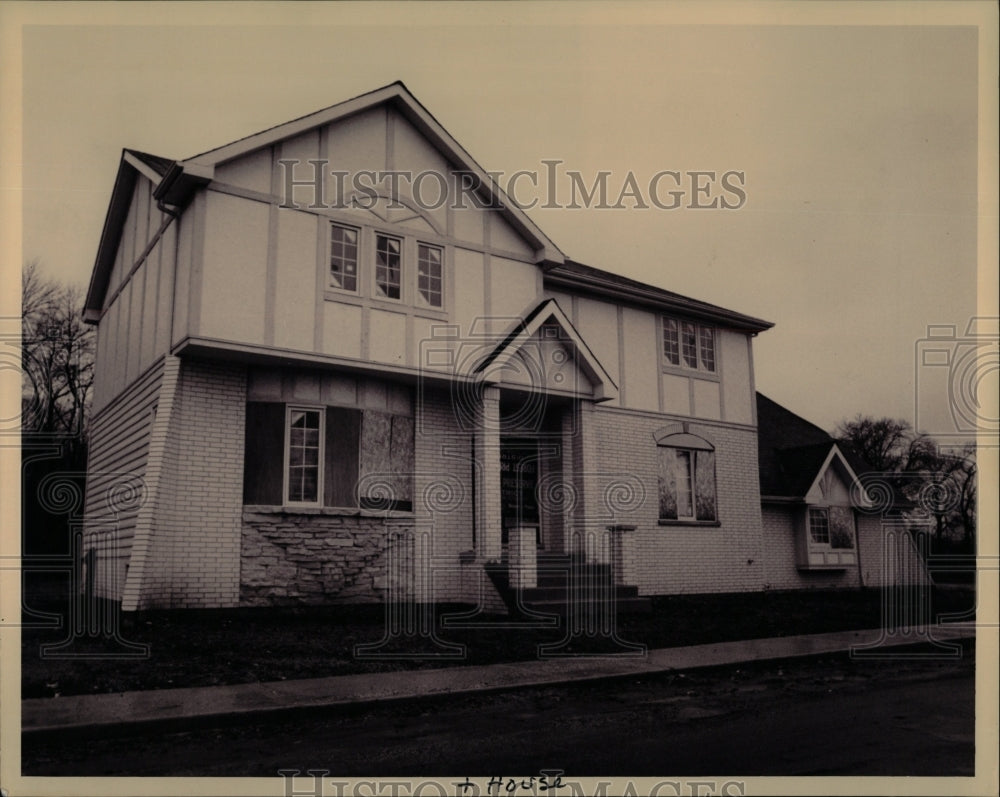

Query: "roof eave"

xmin=179 ymin=82 xmax=564 ymax=266
xmin=154 ymin=162 xmax=213 ymax=206
xmin=544 ymin=266 xmax=774 ymax=333
xmin=84 ymin=153 xmax=139 ymax=321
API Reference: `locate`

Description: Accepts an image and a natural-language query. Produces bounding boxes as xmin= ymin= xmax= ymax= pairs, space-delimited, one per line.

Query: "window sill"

xmin=322 ymin=290 xmax=448 ymax=320
xmin=243 ymin=504 xmax=414 ymax=520
xmin=658 ymin=519 xmax=722 ymax=528
xmin=660 ymin=365 xmax=721 ymax=382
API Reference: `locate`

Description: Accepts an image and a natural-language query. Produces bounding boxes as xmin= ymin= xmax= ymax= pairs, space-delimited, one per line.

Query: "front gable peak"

xmin=167 ymin=82 xmax=565 ymax=264
xmin=475 ymin=299 xmax=618 ymax=402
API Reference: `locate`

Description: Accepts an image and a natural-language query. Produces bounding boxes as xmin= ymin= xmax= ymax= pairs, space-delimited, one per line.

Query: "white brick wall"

xmin=138 ymin=359 xmax=246 ymax=608
xmin=582 ymin=407 xmax=767 ymax=596
xmin=761 ymin=505 xmax=861 ymax=590
xmin=121 ymin=362 xmax=925 ymax=608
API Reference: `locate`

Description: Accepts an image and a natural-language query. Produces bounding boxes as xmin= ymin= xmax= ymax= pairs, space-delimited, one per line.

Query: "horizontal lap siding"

xmin=83 ymin=359 xmax=164 ymax=600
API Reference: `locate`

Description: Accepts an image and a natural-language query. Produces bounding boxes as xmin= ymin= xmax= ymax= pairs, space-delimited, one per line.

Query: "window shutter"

xmin=325 ymin=406 xmax=361 ymax=508
xmin=243 ymin=402 xmax=285 ymax=505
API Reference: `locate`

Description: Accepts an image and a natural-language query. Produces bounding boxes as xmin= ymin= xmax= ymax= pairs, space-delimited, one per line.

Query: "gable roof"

xmin=84 ymin=82 xmax=775 ymax=338
xmin=84 ymin=150 xmax=165 ymax=321
xmin=158 ymin=81 xmax=564 ymax=264
xmin=126 ymin=149 xmax=174 ymax=178
xmin=546 ymin=260 xmax=774 ymax=333
xmin=474 ymin=298 xmax=618 ymax=401
xmin=757 ymin=393 xmax=836 ymax=498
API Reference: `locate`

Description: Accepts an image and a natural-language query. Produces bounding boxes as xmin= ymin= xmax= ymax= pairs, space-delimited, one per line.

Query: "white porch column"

xmin=476 ymin=385 xmax=502 ymax=562
xmin=508 ymin=526 xmax=538 ymax=590
xmin=570 ymin=400 xmax=605 ymax=562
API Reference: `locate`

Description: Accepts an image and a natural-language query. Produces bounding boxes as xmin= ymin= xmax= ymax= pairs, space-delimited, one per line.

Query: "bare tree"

xmin=834 ymin=415 xmax=937 ymax=472
xmin=21 ymin=261 xmax=95 ymax=440
xmin=837 ymin=414 xmax=976 ymax=549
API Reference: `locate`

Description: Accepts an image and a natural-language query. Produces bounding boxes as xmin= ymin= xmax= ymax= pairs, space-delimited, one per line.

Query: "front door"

xmin=500 ymin=438 xmax=540 ymax=547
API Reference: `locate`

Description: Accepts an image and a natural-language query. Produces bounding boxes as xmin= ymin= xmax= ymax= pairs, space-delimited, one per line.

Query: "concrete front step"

xmin=498 ymin=552 xmax=649 ymax=615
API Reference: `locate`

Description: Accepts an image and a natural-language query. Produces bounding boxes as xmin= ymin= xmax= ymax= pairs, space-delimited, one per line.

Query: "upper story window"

xmin=326 ymin=221 xmax=447 ymax=313
xmin=375 ymin=234 xmax=402 ymax=300
xmin=417 ymin=243 xmax=443 ymax=308
xmin=663 ymin=317 xmax=716 ymax=373
xmin=329 ymin=224 xmax=359 ymax=292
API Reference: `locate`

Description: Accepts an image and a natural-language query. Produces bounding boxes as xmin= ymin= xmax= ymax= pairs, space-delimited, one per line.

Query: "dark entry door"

xmin=500 ymin=438 xmax=540 ymax=546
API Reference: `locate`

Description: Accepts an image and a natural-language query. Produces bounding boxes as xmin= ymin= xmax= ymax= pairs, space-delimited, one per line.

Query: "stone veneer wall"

xmin=240 ymin=510 xmax=415 ymax=605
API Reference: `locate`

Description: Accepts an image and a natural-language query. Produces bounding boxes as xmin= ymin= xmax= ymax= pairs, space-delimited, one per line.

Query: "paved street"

xmin=22 ymin=648 xmax=975 ymax=777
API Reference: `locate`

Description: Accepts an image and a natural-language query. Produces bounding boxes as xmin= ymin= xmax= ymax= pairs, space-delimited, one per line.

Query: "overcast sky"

xmin=7 ymin=2 xmax=996 ymax=439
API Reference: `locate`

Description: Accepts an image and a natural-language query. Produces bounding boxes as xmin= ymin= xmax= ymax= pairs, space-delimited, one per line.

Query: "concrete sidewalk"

xmin=21 ymin=624 xmax=976 ymax=736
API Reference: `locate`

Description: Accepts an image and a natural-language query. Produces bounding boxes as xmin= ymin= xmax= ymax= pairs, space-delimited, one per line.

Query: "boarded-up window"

xmin=658 ymin=446 xmax=717 ymax=522
xmin=244 ymin=402 xmax=286 ymax=505
xmin=359 ymin=411 xmax=414 ymax=512
xmin=243 ymin=397 xmax=413 ymax=511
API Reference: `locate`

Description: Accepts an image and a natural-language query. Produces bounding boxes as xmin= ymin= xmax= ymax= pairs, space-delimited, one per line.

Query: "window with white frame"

xmin=663 ymin=317 xmax=716 ymax=373
xmin=245 ymin=398 xmax=415 ymax=512
xmin=657 ymin=441 xmax=718 ymax=522
xmin=417 ymin=243 xmax=443 ymax=308
xmin=375 ymin=234 xmax=402 ymax=300
xmin=285 ymin=407 xmax=323 ymax=505
xmin=329 ymin=223 xmax=359 ymax=292
xmin=808 ymin=507 xmax=855 ymax=550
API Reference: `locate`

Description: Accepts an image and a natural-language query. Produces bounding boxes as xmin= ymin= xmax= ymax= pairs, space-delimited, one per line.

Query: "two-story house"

xmin=82 ymin=82 xmax=927 ymax=611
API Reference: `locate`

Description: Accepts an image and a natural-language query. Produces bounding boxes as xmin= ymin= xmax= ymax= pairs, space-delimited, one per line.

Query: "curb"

xmin=21 ymin=625 xmax=977 ymax=739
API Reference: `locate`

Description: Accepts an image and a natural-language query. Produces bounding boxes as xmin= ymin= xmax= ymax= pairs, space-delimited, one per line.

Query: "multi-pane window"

xmin=286 ymin=408 xmax=322 ymax=505
xmin=829 ymin=507 xmax=856 ymax=549
xmin=417 ymin=244 xmax=443 ymax=308
xmin=375 ymin=234 xmax=402 ymax=300
xmin=245 ymin=399 xmax=415 ymax=512
xmin=658 ymin=444 xmax=717 ymax=522
xmin=809 ymin=507 xmax=855 ymax=550
xmin=663 ymin=319 xmax=680 ymax=365
xmin=699 ymin=326 xmax=716 ymax=371
xmin=329 ymin=224 xmax=359 ymax=292
xmin=681 ymin=322 xmax=698 ymax=368
xmin=326 ymin=225 xmax=447 ymax=310
xmin=662 ymin=317 xmax=716 ymax=373
xmin=808 ymin=508 xmax=830 ymax=544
